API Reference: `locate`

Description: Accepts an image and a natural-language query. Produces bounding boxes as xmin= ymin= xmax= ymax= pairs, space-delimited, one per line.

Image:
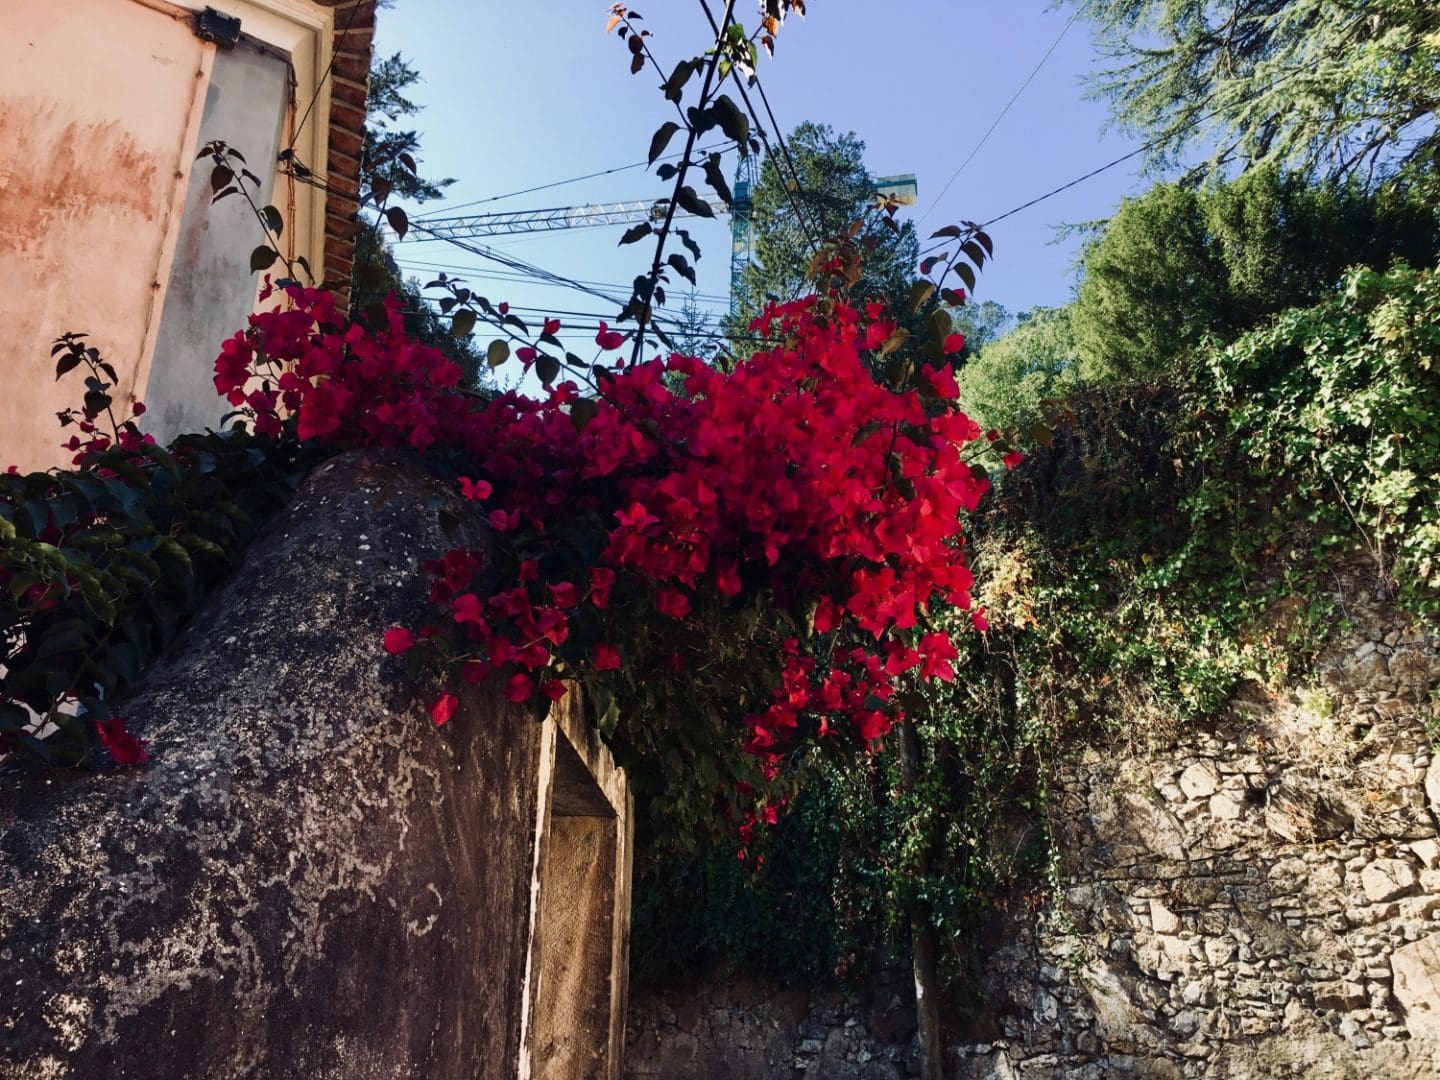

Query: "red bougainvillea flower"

xmin=430 ymin=692 xmax=459 ymax=726
xmin=1003 ymin=451 xmax=1024 ymax=469
xmin=383 ymin=627 xmax=416 ymax=654
xmin=655 ymin=587 xmax=691 ymax=620
xmin=593 ymin=644 xmax=622 ymax=671
xmin=505 ymin=673 xmax=533 ymax=703
xmin=97 ymin=718 xmax=148 ymax=766
xmin=595 ymin=321 xmax=625 ymax=350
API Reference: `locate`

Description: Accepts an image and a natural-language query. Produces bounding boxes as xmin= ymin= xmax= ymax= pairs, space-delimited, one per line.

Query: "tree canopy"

xmin=1069 ymin=166 xmax=1440 ymax=380
xmin=1068 ymin=0 xmax=1440 ymax=189
xmin=727 ymin=122 xmax=919 ymax=335
xmin=349 ymin=53 xmax=486 ymax=385
xmin=957 ymin=306 xmax=1078 ymax=433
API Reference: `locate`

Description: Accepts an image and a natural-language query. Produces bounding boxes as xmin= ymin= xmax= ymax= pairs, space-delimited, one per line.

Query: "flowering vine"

xmin=206 ymin=276 xmax=1000 ymax=846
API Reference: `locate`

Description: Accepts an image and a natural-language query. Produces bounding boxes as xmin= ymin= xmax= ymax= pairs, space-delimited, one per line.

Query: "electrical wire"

xmin=289 ymin=0 xmax=365 ymax=152
xmin=392 ymin=258 xmax=732 ymax=306
xmin=695 ymin=0 xmax=823 ymax=256
xmin=971 ymin=61 xmax=1323 ymax=232
xmin=917 ymin=9 xmax=1082 ymax=226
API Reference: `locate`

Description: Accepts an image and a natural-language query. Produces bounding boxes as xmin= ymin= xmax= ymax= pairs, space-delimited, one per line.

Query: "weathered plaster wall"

xmin=627 ymin=571 xmax=1440 ymax=1079
xmin=0 ymin=0 xmax=211 ymax=473
xmin=0 ymin=454 xmax=548 ymax=1077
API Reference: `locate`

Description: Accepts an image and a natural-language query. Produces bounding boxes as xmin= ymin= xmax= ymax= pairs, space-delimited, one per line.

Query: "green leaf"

xmin=711 ymin=94 xmax=750 ymax=145
xmin=663 ymin=59 xmax=695 ymax=103
xmin=878 ymin=329 xmax=910 ymax=357
xmin=261 ymin=205 xmax=284 ymax=235
xmin=907 ymin=281 xmax=935 ymax=315
xmin=676 ymin=229 xmax=701 ymax=263
xmin=674 ymin=186 xmax=714 ymax=219
xmin=209 ymin=164 xmax=233 ymax=194
xmin=569 ymin=397 xmax=599 ymax=432
xmin=648 ymin=121 xmax=681 ymax=166
xmin=452 ymin=309 xmax=478 ymax=339
xmin=535 ymin=354 xmax=560 ymax=386
xmin=250 ymin=245 xmax=279 ymax=273
xmin=486 ymin=338 xmax=509 ymax=367
xmin=619 ymin=222 xmax=653 ymax=246
xmin=926 ymin=307 xmax=953 ymax=344
xmin=702 ymin=153 xmax=732 ymax=206
xmin=385 ymin=206 xmax=409 ymax=240
xmin=667 ymin=253 xmax=696 ymax=285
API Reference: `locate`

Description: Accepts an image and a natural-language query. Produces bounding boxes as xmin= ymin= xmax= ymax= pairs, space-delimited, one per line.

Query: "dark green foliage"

xmin=363 ymin=52 xmax=454 ymax=204
xmin=956 ymin=306 xmax=1078 ymax=433
xmin=726 ymin=123 xmax=919 ymax=337
xmin=632 ymin=650 xmax=1055 ymax=993
xmin=0 ymin=432 xmax=330 ymax=764
xmin=351 ymin=226 xmax=491 ymax=388
xmin=1070 ymin=169 xmax=1440 ymax=380
xmin=631 ymin=767 xmax=871 ymax=986
xmin=1067 ymin=0 xmax=1440 ymax=190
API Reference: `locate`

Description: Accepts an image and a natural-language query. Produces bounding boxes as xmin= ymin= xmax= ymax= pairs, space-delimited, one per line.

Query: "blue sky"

xmin=373 ymin=2 xmax=1150 ymax=374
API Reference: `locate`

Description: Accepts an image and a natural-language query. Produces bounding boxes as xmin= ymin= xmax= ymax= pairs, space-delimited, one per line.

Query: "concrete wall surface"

xmin=0 ymin=452 xmax=632 ymax=1079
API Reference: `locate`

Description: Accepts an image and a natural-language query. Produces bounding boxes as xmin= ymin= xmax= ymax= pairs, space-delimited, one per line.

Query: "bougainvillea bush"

xmin=214 ymin=281 xmax=992 ymax=848
xmin=1 ymin=266 xmax=997 ymax=851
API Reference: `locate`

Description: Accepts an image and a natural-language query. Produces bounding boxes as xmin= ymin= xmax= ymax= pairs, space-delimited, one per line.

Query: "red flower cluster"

xmin=218 ymin=283 xmax=990 ymax=801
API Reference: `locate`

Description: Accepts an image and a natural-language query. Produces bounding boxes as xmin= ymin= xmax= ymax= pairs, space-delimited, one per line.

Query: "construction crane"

xmin=410 ymin=163 xmax=918 ymax=314
xmin=411 ymin=196 xmax=728 ymax=239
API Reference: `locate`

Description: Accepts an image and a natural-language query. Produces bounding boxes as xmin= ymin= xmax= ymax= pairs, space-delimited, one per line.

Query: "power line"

xmin=956 ymin=61 xmax=1326 ymax=236
xmin=694 ymin=0 xmax=823 ymax=256
xmin=392 ymin=258 xmax=731 ymax=305
xmin=917 ymin=9 xmax=1081 ymax=226
xmin=747 ymin=73 xmax=825 ymax=253
xmin=373 ymin=297 xmax=731 ymax=329
xmin=397 ymin=224 xmax=738 ymax=346
xmin=289 ymin=0 xmax=365 ymax=153
xmin=373 ymin=299 xmax=761 ymax=345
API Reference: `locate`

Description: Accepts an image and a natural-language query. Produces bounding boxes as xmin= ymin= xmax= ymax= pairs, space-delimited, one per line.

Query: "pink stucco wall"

xmin=0 ymin=0 xmax=211 ymax=473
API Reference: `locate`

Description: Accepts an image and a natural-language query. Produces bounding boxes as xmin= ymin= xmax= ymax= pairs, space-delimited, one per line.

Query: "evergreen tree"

xmin=1069 ymin=167 xmax=1440 ymax=380
xmin=1066 ymin=0 xmax=1440 ymax=189
xmin=726 ymin=123 xmax=919 ymax=338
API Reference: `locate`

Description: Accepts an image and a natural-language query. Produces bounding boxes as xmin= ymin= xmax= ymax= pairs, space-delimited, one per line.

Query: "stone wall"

xmin=627 ymin=574 xmax=1440 ymax=1078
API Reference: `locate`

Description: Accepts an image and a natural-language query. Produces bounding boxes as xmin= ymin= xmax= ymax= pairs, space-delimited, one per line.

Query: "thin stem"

xmin=630 ymin=0 xmax=739 ymax=366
